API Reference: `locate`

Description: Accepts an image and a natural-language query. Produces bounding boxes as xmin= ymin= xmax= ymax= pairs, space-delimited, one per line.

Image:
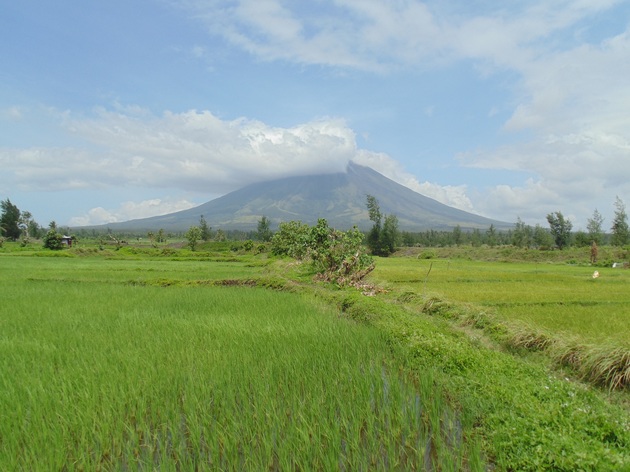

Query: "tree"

xmin=366 ymin=195 xmax=383 ymax=254
xmin=533 ymin=224 xmax=553 ymax=248
xmin=257 ymin=216 xmax=273 ymax=242
xmin=0 ymin=199 xmax=21 ymax=240
xmin=382 ymin=214 xmax=400 ymax=254
xmin=199 ymin=215 xmax=212 ymax=241
xmin=271 ymin=221 xmax=311 ymax=259
xmin=451 ymin=224 xmax=462 ymax=246
xmin=185 ymin=226 xmax=202 ymax=251
xmin=586 ymin=209 xmax=605 ymax=245
xmin=271 ymin=219 xmax=373 ymax=285
xmin=611 ymin=197 xmax=629 ymax=247
xmin=512 ymin=217 xmax=532 ymax=248
xmin=486 ymin=224 xmax=497 ymax=247
xmin=365 ymin=195 xmax=398 ymax=256
xmin=546 ymin=211 xmax=573 ymax=249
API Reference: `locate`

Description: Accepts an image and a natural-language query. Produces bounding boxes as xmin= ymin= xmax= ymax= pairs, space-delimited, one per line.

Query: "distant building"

xmin=61 ymin=235 xmax=73 ymax=247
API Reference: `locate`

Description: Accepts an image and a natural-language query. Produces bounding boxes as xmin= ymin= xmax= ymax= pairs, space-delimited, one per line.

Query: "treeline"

xmin=3 ymin=196 xmax=629 ymax=252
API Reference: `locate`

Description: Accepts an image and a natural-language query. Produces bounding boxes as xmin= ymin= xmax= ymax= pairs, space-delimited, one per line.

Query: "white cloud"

xmin=68 ymin=198 xmax=197 ymax=226
xmin=1 ymin=105 xmax=477 ymax=220
xmin=1 ymin=108 xmax=357 ymax=194
xmin=1 ymin=106 xmax=23 ymax=121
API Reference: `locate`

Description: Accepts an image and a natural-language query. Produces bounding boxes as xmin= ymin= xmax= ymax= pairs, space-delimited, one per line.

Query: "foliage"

xmin=199 ymin=215 xmax=212 ymax=241
xmin=271 ymin=219 xmax=373 ymax=285
xmin=185 ymin=225 xmax=202 ymax=251
xmin=271 ymin=220 xmax=312 ymax=259
xmin=532 ymin=224 xmax=553 ymax=248
xmin=512 ymin=217 xmax=533 ymax=248
xmin=486 ymin=224 xmax=498 ymax=247
xmin=365 ymin=195 xmax=399 ymax=256
xmin=546 ymin=211 xmax=573 ymax=249
xmin=256 ymin=215 xmax=273 ymax=242
xmin=42 ymin=229 xmax=64 ymax=250
xmin=611 ymin=196 xmax=629 ymax=246
xmin=0 ymin=199 xmax=21 ymax=241
xmin=587 ymin=209 xmax=605 ymax=244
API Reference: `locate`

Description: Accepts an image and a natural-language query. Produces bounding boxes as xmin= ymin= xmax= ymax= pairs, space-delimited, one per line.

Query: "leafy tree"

xmin=214 ymin=229 xmax=226 ymax=242
xmin=49 ymin=221 xmax=58 ymax=231
xmin=573 ymin=231 xmax=591 ymax=247
xmin=365 ymin=195 xmax=398 ymax=256
xmin=366 ymin=195 xmax=383 ymax=254
xmin=0 ymin=199 xmax=21 ymax=240
xmin=586 ymin=209 xmax=605 ymax=245
xmin=271 ymin=221 xmax=311 ymax=259
xmin=546 ymin=211 xmax=572 ymax=249
xmin=42 ymin=229 xmax=63 ymax=250
xmin=185 ymin=226 xmax=202 ymax=251
xmin=451 ymin=224 xmax=462 ymax=246
xmin=512 ymin=217 xmax=533 ymax=248
xmin=199 ymin=215 xmax=212 ymax=241
xmin=271 ymin=219 xmax=373 ymax=285
xmin=486 ymin=224 xmax=497 ymax=247
xmin=532 ymin=224 xmax=553 ymax=248
xmin=257 ymin=216 xmax=273 ymax=242
xmin=382 ymin=214 xmax=399 ymax=253
xmin=611 ymin=196 xmax=629 ymax=246
xmin=471 ymin=228 xmax=482 ymax=247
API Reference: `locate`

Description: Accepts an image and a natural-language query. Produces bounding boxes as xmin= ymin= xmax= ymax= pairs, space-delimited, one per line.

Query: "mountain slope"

xmin=95 ymin=162 xmax=510 ymax=232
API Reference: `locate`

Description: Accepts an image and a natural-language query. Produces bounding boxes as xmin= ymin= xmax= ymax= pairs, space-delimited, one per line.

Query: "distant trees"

xmin=546 ymin=211 xmax=573 ymax=249
xmin=257 ymin=216 xmax=273 ymax=242
xmin=586 ymin=209 xmax=605 ymax=245
xmin=365 ymin=195 xmax=399 ymax=256
xmin=199 ymin=215 xmax=212 ymax=242
xmin=185 ymin=226 xmax=202 ymax=251
xmin=1 ymin=199 xmax=21 ymax=240
xmin=512 ymin=217 xmax=532 ymax=248
xmin=611 ymin=197 xmax=629 ymax=247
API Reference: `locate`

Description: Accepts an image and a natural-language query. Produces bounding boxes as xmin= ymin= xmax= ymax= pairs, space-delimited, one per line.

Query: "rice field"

xmin=373 ymin=257 xmax=630 ymax=346
xmin=0 ymin=253 xmax=475 ymax=470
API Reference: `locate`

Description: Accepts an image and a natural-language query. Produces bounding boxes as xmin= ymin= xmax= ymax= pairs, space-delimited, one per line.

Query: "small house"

xmin=61 ymin=235 xmax=73 ymax=247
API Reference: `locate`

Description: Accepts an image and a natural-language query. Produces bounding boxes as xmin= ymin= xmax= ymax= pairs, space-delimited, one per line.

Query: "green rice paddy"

xmin=1 ymin=245 xmax=629 ymax=470
xmin=0 ymin=253 xmax=471 ymax=470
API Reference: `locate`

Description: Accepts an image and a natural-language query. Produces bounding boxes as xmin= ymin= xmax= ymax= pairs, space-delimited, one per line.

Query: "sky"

xmin=1 ymin=0 xmax=629 ymax=230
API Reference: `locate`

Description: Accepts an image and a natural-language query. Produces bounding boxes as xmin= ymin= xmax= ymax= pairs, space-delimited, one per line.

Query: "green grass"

xmin=2 ymin=245 xmax=629 ymax=470
xmin=372 ymin=257 xmax=630 ymax=346
xmin=0 ymin=254 xmax=475 ymax=470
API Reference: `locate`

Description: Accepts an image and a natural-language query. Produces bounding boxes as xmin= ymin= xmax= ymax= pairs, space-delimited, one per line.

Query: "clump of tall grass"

xmin=506 ymin=324 xmax=556 ymax=352
xmin=556 ymin=344 xmax=630 ymax=390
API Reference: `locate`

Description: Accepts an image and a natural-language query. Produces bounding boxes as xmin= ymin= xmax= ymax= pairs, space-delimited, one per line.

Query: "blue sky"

xmin=1 ymin=0 xmax=629 ymax=230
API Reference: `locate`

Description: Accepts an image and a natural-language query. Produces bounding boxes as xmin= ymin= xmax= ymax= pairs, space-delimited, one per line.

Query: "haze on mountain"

xmin=91 ymin=162 xmax=509 ymax=233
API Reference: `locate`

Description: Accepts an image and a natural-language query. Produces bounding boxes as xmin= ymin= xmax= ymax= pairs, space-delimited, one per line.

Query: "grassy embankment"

xmin=1 ymin=242 xmax=629 ymax=470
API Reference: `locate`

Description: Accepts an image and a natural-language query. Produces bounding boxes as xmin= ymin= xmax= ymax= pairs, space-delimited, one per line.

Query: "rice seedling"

xmin=0 ymin=254 xmax=476 ymax=470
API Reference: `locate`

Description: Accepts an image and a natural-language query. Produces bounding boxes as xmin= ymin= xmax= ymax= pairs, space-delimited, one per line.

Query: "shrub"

xmin=42 ymin=230 xmax=63 ymax=250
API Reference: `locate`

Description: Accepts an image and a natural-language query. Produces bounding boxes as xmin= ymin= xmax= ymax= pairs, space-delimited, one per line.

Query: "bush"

xmin=43 ymin=230 xmax=63 ymax=250
xmin=271 ymin=219 xmax=374 ymax=285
